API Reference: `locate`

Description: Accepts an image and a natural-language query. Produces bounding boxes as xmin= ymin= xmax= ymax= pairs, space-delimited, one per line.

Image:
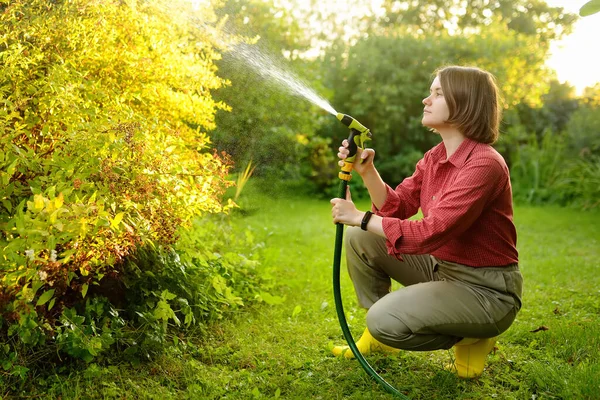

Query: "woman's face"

xmin=421 ymin=76 xmax=450 ymax=130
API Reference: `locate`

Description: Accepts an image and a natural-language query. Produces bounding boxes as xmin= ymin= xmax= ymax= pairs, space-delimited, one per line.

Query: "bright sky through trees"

xmin=192 ymin=0 xmax=598 ymax=94
xmin=545 ymin=0 xmax=600 ymax=93
xmin=279 ymin=0 xmax=600 ymax=94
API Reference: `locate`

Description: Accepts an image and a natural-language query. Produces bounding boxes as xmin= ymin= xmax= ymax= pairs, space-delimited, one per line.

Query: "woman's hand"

xmin=330 ymin=186 xmax=363 ymax=226
xmin=337 ymin=139 xmax=376 ymax=177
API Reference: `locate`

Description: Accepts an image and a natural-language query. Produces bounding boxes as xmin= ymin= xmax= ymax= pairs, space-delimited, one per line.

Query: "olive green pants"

xmin=345 ymin=227 xmax=523 ymax=351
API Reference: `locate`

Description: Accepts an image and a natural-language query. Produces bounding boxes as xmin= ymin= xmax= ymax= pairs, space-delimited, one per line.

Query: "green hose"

xmin=332 ymin=167 xmax=409 ymax=399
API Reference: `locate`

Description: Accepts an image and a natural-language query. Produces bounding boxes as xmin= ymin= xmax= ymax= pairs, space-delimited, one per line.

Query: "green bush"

xmin=510 ymin=129 xmax=565 ymax=205
xmin=0 ymin=216 xmax=269 ymax=391
xmin=0 ymin=0 xmax=270 ymax=386
xmin=565 ymin=104 xmax=600 ymax=157
xmin=510 ymin=128 xmax=600 ymax=209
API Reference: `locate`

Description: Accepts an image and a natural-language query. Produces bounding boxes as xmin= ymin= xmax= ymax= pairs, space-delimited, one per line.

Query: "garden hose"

xmin=333 ymin=114 xmax=409 ymax=399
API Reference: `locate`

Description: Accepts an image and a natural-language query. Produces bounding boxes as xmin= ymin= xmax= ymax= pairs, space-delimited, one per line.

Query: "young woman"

xmin=330 ymin=66 xmax=523 ymax=378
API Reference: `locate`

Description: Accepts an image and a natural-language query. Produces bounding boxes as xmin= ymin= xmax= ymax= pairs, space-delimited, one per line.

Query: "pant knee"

xmin=366 ymin=303 xmax=412 ymax=347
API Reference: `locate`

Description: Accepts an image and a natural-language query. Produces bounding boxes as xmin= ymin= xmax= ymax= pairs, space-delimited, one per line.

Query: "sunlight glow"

xmin=544 ymin=0 xmax=600 ymax=94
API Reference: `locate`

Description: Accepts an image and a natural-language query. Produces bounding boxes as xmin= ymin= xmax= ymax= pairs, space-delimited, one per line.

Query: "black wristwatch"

xmin=361 ymin=211 xmax=373 ymax=231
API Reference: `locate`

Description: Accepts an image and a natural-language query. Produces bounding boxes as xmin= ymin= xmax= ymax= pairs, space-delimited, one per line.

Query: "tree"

xmin=378 ymin=0 xmax=577 ymax=44
xmin=566 ymin=84 xmax=600 ymax=157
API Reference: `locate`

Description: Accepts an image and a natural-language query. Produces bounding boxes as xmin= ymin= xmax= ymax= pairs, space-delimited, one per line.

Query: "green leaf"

xmin=6 ymin=159 xmax=18 ymax=178
xmin=67 ymin=271 xmax=77 ymax=285
xmin=292 ymin=305 xmax=302 ymax=318
xmin=36 ymin=289 xmax=55 ymax=307
xmin=184 ymin=312 xmax=194 ymax=326
xmin=31 ymin=280 xmax=44 ymax=296
xmin=580 ymin=0 xmax=600 ymax=16
xmin=257 ymin=291 xmax=285 ymax=305
xmin=161 ymin=289 xmax=176 ymax=301
xmin=81 ymin=284 xmax=89 ymax=298
xmin=1 ymin=199 xmax=11 ymax=213
xmin=212 ymin=275 xmax=227 ymax=294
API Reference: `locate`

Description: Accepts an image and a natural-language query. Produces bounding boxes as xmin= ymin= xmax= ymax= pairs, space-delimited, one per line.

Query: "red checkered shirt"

xmin=375 ymin=138 xmax=518 ymax=267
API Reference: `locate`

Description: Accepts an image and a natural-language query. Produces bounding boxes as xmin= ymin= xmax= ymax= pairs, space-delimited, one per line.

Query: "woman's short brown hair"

xmin=435 ymin=66 xmax=502 ymax=144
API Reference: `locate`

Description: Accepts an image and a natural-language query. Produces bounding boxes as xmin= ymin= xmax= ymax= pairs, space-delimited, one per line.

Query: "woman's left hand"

xmin=330 ymin=186 xmax=363 ymax=226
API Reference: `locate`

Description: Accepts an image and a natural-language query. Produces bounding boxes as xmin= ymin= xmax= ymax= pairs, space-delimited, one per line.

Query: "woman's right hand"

xmin=337 ymin=139 xmax=376 ymax=177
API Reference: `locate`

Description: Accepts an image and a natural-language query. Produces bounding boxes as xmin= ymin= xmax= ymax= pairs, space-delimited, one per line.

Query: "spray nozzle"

xmin=337 ymin=113 xmax=370 ymax=134
xmin=336 ymin=113 xmax=372 ymax=181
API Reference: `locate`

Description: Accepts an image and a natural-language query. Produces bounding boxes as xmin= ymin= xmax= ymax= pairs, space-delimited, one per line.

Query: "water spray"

xmin=332 ymin=114 xmax=409 ymax=399
xmin=198 ymin=17 xmax=337 ymax=116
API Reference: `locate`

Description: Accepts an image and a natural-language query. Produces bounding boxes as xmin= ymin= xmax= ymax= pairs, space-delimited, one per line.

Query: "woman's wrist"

xmin=358 ymin=164 xmax=377 ymax=179
xmin=353 ymin=211 xmax=365 ymax=227
xmin=360 ymin=211 xmax=373 ymax=230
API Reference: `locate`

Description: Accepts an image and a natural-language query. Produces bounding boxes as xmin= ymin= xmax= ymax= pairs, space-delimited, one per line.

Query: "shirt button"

xmin=432 ymin=195 xmax=436 ymax=200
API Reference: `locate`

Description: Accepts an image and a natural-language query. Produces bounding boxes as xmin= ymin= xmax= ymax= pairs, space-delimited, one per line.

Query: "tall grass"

xmin=555 ymin=155 xmax=600 ymax=209
xmin=510 ymin=130 xmax=565 ymax=205
xmin=510 ymin=130 xmax=600 ymax=210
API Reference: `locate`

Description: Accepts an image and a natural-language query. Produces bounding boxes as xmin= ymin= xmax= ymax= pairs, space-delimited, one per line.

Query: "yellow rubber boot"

xmin=332 ymin=327 xmax=400 ymax=359
xmin=445 ymin=337 xmax=497 ymax=378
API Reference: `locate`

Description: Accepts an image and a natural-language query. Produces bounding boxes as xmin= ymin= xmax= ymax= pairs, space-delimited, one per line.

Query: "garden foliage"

xmin=508 ymin=83 xmax=600 ymax=208
xmin=0 ymin=0 xmax=267 ymax=384
xmin=208 ymin=0 xmax=599 ymax=208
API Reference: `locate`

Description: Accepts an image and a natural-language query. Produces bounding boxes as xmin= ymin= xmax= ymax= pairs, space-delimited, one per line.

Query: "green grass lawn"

xmin=24 ymin=185 xmax=600 ymax=399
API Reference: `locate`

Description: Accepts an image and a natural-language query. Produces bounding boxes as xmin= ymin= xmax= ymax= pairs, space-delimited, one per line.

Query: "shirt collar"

xmin=437 ymin=138 xmax=478 ymax=168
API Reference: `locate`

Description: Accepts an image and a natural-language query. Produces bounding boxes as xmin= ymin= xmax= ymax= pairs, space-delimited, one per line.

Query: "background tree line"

xmin=212 ymin=0 xmax=599 ymax=208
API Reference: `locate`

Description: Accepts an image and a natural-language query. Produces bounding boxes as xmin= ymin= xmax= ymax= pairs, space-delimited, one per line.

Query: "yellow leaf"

xmin=54 ymin=193 xmax=64 ymax=209
xmin=111 ymin=212 xmax=124 ymax=229
xmin=33 ymin=194 xmax=45 ymax=210
xmin=49 ymin=210 xmax=59 ymax=224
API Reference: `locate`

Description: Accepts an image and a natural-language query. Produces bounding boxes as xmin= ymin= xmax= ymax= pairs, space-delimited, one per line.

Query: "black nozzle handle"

xmin=345 ymin=128 xmax=360 ymax=164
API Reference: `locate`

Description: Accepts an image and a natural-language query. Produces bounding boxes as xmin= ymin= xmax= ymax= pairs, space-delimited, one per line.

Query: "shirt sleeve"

xmin=373 ymin=153 xmax=426 ymax=220
xmin=382 ymin=156 xmax=506 ymax=256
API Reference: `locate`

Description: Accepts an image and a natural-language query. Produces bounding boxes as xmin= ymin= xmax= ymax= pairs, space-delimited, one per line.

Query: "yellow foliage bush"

xmin=0 ymin=0 xmax=235 ymax=329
